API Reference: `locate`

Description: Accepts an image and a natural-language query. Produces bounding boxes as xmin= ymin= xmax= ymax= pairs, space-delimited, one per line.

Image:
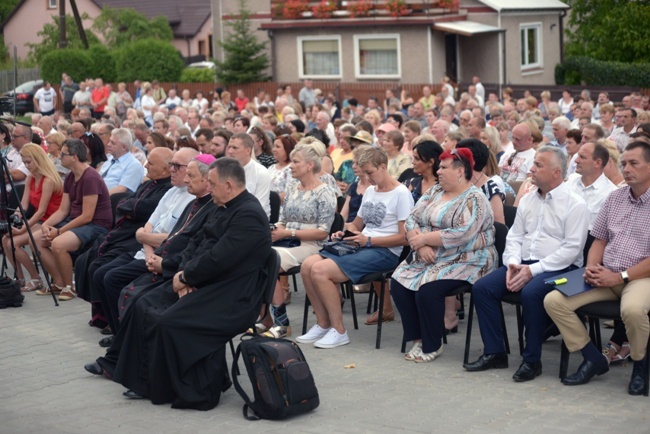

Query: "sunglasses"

xmin=168 ymin=162 xmax=188 ymax=171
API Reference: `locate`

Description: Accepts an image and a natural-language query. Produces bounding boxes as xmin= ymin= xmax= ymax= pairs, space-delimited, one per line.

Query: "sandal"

xmin=405 ymin=342 xmax=422 ymax=361
xmin=261 ymin=325 xmax=292 ymax=339
xmin=365 ymin=310 xmax=395 ymax=325
xmin=58 ymin=285 xmax=77 ymax=301
xmin=414 ymin=346 xmax=444 ymax=363
xmin=35 ymin=284 xmax=63 ymax=296
xmin=21 ymin=279 xmax=43 ymax=292
xmin=247 ymin=322 xmax=270 ymax=334
xmin=614 ymin=342 xmax=631 ymax=364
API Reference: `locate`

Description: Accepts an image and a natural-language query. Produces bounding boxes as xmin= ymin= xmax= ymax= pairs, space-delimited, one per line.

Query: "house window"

xmin=520 ymin=23 xmax=542 ymax=69
xmin=48 ymin=0 xmax=57 ymax=9
xmin=298 ymin=36 xmax=342 ymax=79
xmin=354 ymin=35 xmax=401 ymax=79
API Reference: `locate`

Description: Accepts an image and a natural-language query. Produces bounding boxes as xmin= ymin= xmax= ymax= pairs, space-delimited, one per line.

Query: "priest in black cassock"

xmin=88 ymin=158 xmax=272 ymax=411
xmin=76 ymin=147 xmax=174 ymax=324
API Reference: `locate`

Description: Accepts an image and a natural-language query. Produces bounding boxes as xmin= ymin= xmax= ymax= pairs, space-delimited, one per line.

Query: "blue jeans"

xmin=473 ymin=263 xmax=574 ymax=363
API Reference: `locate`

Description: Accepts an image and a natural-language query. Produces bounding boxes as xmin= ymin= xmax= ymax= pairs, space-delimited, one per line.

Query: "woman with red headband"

xmin=391 ymin=147 xmax=498 ymax=362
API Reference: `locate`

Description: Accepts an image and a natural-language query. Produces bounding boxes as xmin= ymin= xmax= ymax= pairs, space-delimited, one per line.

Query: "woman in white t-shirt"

xmin=297 ymin=147 xmax=414 ymax=349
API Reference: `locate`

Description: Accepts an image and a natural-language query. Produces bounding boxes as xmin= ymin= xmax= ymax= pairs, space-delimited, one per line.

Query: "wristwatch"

xmin=291 ymin=229 xmax=296 ymax=238
xmin=621 ymin=270 xmax=629 ymax=284
xmin=179 ymin=272 xmax=188 ymax=284
xmin=366 ymin=237 xmax=372 ymax=248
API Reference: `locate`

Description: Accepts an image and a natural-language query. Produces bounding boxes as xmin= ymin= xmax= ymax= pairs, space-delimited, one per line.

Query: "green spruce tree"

xmin=215 ymin=0 xmax=270 ymax=84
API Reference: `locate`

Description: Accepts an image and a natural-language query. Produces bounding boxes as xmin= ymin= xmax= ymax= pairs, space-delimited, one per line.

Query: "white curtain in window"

xmin=358 ymin=38 xmax=398 ymax=75
xmin=302 ymin=40 xmax=340 ymax=76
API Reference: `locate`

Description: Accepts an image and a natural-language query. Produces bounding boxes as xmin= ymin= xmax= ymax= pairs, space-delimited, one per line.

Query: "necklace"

xmin=472 ymin=173 xmax=485 ymax=186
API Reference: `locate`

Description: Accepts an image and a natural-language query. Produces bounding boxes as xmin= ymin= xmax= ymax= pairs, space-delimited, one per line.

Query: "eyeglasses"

xmin=168 ymin=162 xmax=188 ymax=171
xmin=60 ymin=152 xmax=73 ymax=158
xmin=11 ymin=134 xmax=26 ymax=139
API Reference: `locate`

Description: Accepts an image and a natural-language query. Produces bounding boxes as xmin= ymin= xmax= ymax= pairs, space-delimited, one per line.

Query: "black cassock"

xmin=97 ymin=190 xmax=272 ymax=410
xmin=76 ymin=176 xmax=172 ymax=303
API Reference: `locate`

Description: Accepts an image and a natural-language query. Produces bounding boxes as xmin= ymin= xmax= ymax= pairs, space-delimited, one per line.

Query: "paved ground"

xmin=1 ymin=281 xmax=648 ymax=434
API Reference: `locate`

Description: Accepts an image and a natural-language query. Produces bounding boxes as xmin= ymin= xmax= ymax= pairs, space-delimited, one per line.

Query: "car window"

xmin=15 ymin=81 xmax=43 ymax=93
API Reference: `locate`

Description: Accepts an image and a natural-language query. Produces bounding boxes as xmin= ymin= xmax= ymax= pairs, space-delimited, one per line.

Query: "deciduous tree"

xmin=565 ymin=0 xmax=650 ymax=63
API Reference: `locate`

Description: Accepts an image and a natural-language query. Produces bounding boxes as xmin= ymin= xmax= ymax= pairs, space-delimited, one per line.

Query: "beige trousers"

xmin=544 ymin=278 xmax=650 ymax=361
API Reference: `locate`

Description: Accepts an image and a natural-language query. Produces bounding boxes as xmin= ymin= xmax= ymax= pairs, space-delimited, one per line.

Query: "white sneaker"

xmin=295 ymin=324 xmax=330 ymax=344
xmin=314 ymin=328 xmax=350 ymax=349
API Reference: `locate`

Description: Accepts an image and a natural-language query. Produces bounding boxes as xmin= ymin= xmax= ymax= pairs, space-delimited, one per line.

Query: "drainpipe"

xmin=497 ymin=10 xmax=503 ymax=96
xmin=268 ymin=29 xmax=276 ymax=82
xmin=559 ymin=10 xmax=567 ymax=63
xmin=427 ymin=26 xmax=433 ymax=84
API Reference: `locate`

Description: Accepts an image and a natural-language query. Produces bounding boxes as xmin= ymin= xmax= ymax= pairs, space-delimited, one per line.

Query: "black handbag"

xmin=322 ymin=241 xmax=360 ymax=256
xmin=272 ymin=238 xmax=301 ymax=248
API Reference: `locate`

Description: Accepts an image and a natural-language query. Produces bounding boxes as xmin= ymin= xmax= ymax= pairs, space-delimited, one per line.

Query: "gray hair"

xmin=210 ymin=157 xmax=246 ymax=188
xmin=189 ymin=159 xmax=211 ymax=177
xmin=111 ymin=127 xmax=133 ymax=150
xmin=537 ymin=145 xmax=568 ymax=179
xmin=62 ymin=138 xmax=88 ymax=162
xmin=552 ymin=116 xmax=571 ymax=130
xmin=291 ymin=142 xmax=323 ymax=173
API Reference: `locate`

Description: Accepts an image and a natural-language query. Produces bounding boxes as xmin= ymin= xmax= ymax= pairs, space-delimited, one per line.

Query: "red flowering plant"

xmin=437 ymin=0 xmax=459 ymax=10
xmin=385 ymin=0 xmax=409 ymax=17
xmin=283 ymin=0 xmax=309 ymax=19
xmin=312 ymin=0 xmax=338 ymax=19
xmin=347 ymin=0 xmax=373 ymax=18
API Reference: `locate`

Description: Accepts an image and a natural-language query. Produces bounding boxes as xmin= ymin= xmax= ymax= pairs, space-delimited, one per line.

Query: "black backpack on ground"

xmin=232 ymin=334 xmax=319 ymax=420
xmin=0 ymin=276 xmax=24 ymax=308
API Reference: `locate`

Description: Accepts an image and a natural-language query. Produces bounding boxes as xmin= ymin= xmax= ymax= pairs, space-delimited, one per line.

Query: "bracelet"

xmin=56 ymin=228 xmax=60 ymax=236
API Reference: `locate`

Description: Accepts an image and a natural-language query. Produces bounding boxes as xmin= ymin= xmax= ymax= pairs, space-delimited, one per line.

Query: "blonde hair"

xmin=357 ymin=147 xmax=388 ymax=168
xmin=599 ymin=103 xmax=615 ymax=115
xmin=46 ymin=132 xmax=65 ymax=147
xmin=352 ymin=144 xmax=372 ymax=160
xmin=297 ymin=136 xmax=327 ymax=155
xmin=291 ymin=142 xmax=323 ymax=173
xmin=598 ymin=138 xmax=620 ymax=166
xmin=411 ymin=133 xmax=437 ymax=147
xmin=484 ymin=149 xmax=501 ymax=177
xmin=482 ymin=126 xmax=501 ymax=156
xmin=19 ymin=144 xmax=63 ymax=192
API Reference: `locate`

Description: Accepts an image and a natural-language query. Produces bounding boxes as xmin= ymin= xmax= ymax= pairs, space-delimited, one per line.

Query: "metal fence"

xmin=0 ymin=68 xmax=41 ymax=94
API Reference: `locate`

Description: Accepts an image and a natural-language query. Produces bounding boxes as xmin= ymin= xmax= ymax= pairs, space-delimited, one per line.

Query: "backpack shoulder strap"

xmin=231 ymin=339 xmax=264 ymax=421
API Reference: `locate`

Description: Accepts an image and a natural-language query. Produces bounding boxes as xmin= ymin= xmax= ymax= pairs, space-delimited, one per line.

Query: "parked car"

xmin=2 ymin=79 xmax=44 ymax=115
xmin=0 ymin=96 xmax=13 ymax=115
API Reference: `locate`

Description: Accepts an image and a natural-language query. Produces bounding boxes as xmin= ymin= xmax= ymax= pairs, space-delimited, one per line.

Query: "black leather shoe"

xmin=463 ymin=353 xmax=508 ymax=371
xmin=84 ymin=361 xmax=103 ymax=376
xmin=512 ymin=360 xmax=542 ymax=382
xmin=628 ymin=361 xmax=647 ymax=396
xmin=123 ymin=390 xmax=145 ymax=399
xmin=99 ymin=336 xmax=114 ymax=348
xmin=562 ymin=357 xmax=609 ymax=386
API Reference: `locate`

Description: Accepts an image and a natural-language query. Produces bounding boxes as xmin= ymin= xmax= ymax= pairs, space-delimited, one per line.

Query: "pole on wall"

xmin=59 ymin=0 xmax=67 ymax=48
xmin=69 ymin=0 xmax=89 ymax=49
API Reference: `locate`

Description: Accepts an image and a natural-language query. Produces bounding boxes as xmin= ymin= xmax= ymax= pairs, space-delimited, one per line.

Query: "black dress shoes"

xmin=463 ymin=353 xmax=508 ymax=371
xmin=562 ymin=357 xmax=609 ymax=386
xmin=123 ymin=390 xmax=145 ymax=399
xmin=84 ymin=361 xmax=103 ymax=376
xmin=628 ymin=360 xmax=647 ymax=396
xmin=99 ymin=336 xmax=115 ymax=348
xmin=512 ymin=360 xmax=542 ymax=382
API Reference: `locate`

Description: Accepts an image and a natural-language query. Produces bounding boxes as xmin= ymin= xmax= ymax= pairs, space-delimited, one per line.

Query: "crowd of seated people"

xmin=0 ymin=79 xmax=648 ymax=407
